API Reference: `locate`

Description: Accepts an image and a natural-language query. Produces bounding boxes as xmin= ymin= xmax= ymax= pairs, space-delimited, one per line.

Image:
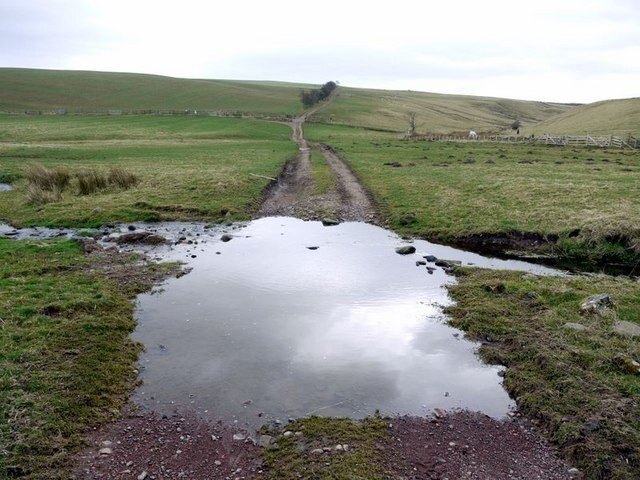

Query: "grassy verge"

xmin=310 ymin=149 xmax=335 ymax=195
xmin=0 ymin=237 xmax=180 ymax=479
xmin=262 ymin=416 xmax=389 ymax=479
xmin=0 ymin=115 xmax=296 ymax=227
xmin=445 ymin=267 xmax=640 ymax=479
xmin=305 ymin=123 xmax=640 ymax=266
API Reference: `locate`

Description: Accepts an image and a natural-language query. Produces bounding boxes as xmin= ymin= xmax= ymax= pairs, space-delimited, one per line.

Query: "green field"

xmin=0 ymin=68 xmax=310 ymax=115
xmin=305 ymin=123 xmax=640 ymax=264
xmin=0 ymin=115 xmax=296 ymax=227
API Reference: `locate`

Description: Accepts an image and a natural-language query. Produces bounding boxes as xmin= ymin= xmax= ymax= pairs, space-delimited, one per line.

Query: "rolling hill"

xmin=308 ymin=87 xmax=574 ymax=133
xmin=0 ymin=68 xmax=310 ymax=115
xmin=529 ymin=97 xmax=640 ymax=137
xmin=1 ymin=68 xmax=638 ymax=137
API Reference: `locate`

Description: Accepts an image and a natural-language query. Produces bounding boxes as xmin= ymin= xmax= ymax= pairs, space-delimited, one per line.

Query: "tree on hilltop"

xmin=300 ymin=81 xmax=338 ymax=108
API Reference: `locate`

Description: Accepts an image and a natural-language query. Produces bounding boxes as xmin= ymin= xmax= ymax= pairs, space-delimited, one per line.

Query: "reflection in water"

xmin=133 ymin=217 xmax=556 ymax=428
xmin=0 ymin=183 xmax=11 ymax=191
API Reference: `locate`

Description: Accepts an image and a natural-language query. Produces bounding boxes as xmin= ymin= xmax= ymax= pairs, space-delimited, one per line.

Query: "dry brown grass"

xmin=107 ymin=167 xmax=139 ymax=190
xmin=24 ymin=163 xmax=70 ymax=204
xmin=76 ymin=168 xmax=108 ymax=195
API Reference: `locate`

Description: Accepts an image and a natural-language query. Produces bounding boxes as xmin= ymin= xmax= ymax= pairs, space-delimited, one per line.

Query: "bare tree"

xmin=407 ymin=111 xmax=417 ymax=137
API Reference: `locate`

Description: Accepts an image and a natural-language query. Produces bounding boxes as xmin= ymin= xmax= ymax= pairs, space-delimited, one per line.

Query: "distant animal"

xmin=468 ymin=130 xmax=478 ymax=140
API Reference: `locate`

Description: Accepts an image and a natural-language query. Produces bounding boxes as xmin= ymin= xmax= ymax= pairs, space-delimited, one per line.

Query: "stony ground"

xmin=74 ymin=408 xmax=579 ymax=479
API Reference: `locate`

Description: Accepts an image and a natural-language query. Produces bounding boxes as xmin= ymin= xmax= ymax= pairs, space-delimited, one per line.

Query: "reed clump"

xmin=25 ymin=163 xmax=70 ymax=204
xmin=107 ymin=166 xmax=139 ymax=190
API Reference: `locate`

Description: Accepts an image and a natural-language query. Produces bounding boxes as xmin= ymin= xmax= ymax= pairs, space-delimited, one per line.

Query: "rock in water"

xmin=395 ymin=245 xmax=416 ymax=255
xmin=321 ymin=218 xmax=340 ymax=227
xmin=220 ymin=234 xmax=233 ymax=242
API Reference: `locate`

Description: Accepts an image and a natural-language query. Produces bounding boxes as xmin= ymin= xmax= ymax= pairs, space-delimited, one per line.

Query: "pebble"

xmin=214 ymin=460 xmax=222 ymax=466
xmin=259 ymin=435 xmax=274 ymax=448
xmin=98 ymin=447 xmax=113 ymax=455
xmin=310 ymin=448 xmax=324 ymax=455
xmin=283 ymin=431 xmax=293 ymax=438
xmin=233 ymin=433 xmax=246 ymax=441
xmin=568 ymin=467 xmax=581 ymax=478
xmin=137 ymin=472 xmax=148 ymax=480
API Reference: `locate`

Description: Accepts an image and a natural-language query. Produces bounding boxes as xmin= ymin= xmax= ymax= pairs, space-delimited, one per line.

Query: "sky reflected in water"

xmin=131 ymin=217 xmax=541 ymax=428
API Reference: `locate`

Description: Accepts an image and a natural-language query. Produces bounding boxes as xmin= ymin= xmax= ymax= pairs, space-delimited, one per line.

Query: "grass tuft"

xmin=107 ymin=167 xmax=139 ymax=190
xmin=24 ymin=163 xmax=70 ymax=204
xmin=75 ymin=168 xmax=107 ymax=195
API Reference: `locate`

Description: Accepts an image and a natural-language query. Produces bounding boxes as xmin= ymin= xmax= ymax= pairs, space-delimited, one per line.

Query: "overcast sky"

xmin=1 ymin=0 xmax=638 ymax=103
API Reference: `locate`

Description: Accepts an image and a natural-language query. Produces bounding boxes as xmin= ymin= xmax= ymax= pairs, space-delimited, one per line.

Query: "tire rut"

xmin=258 ymin=117 xmax=377 ymax=223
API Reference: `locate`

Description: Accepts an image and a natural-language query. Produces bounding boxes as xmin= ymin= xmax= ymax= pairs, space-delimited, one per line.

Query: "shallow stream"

xmin=126 ymin=217 xmax=558 ymax=429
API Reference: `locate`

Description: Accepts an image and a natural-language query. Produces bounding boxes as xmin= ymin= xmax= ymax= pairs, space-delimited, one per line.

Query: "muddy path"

xmin=258 ymin=116 xmax=378 ymax=223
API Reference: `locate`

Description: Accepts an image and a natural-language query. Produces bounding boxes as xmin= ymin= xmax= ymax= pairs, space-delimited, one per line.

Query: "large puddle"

xmin=129 ymin=217 xmax=558 ymax=429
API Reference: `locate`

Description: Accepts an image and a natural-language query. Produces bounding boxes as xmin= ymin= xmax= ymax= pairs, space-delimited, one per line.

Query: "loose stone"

xmin=613 ymin=320 xmax=640 ymax=337
xmin=396 ymin=245 xmax=416 ymax=255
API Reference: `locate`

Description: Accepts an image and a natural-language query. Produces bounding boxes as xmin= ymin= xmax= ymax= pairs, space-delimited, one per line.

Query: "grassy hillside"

xmin=530 ymin=97 xmax=640 ymax=137
xmin=309 ymin=87 xmax=573 ymax=133
xmin=0 ymin=68 xmax=311 ymax=115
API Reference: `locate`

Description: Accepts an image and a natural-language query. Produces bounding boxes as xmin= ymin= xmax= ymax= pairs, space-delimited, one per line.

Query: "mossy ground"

xmin=261 ymin=416 xmax=390 ymax=480
xmin=0 ymin=238 xmax=180 ymax=479
xmin=446 ymin=267 xmax=640 ymax=479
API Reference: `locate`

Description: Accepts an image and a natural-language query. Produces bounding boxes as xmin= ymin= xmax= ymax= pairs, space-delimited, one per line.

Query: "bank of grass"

xmin=305 ymin=124 xmax=640 ymax=265
xmin=310 ymin=149 xmax=335 ymax=195
xmin=0 ymin=237 xmax=180 ymax=479
xmin=262 ymin=416 xmax=389 ymax=479
xmin=0 ymin=115 xmax=296 ymax=227
xmin=446 ymin=267 xmax=640 ymax=479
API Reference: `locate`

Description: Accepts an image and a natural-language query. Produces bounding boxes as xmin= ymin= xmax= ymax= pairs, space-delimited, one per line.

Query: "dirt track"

xmin=258 ymin=117 xmax=377 ymax=223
